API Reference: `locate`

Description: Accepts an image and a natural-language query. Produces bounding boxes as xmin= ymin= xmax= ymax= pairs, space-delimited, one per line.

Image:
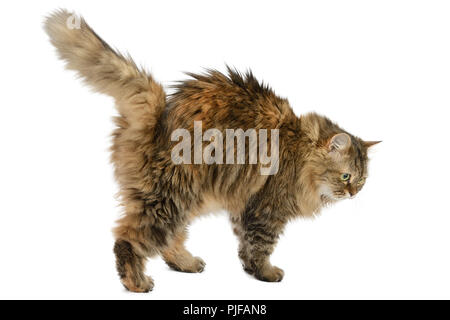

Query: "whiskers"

xmin=333 ymin=190 xmax=350 ymax=200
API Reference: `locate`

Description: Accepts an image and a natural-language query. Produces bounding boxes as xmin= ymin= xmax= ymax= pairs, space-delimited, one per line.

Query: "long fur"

xmin=44 ymin=9 xmax=377 ymax=292
xmin=44 ymin=9 xmax=165 ymax=130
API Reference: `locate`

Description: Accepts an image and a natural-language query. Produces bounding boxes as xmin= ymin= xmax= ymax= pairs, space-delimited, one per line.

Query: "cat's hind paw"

xmin=166 ymin=256 xmax=206 ymax=273
xmin=121 ymin=275 xmax=154 ymax=293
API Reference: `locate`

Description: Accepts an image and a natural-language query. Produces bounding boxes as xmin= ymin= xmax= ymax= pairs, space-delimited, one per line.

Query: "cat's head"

xmin=316 ymin=133 xmax=380 ymax=202
xmin=300 ymin=113 xmax=380 ymax=203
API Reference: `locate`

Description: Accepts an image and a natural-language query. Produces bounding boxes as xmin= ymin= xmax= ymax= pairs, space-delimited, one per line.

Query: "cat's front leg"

xmin=233 ymin=216 xmax=285 ymax=282
xmin=246 ymin=235 xmax=285 ymax=282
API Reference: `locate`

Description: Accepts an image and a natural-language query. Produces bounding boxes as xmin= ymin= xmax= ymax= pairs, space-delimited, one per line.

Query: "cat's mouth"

xmin=319 ymin=186 xmax=352 ymax=203
xmin=333 ymin=191 xmax=353 ymax=200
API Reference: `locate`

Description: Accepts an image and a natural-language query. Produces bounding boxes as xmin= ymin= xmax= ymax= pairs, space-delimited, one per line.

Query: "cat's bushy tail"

xmin=44 ymin=9 xmax=165 ymax=128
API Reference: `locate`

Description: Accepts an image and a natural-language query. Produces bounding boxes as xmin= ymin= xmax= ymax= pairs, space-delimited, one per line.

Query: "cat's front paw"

xmin=255 ymin=265 xmax=284 ymax=282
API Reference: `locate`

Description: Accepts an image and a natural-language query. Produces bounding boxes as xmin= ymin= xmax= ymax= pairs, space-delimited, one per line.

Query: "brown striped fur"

xmin=45 ymin=10 xmax=379 ymax=292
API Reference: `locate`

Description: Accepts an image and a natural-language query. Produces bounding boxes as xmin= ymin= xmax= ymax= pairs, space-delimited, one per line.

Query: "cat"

xmin=44 ymin=9 xmax=380 ymax=293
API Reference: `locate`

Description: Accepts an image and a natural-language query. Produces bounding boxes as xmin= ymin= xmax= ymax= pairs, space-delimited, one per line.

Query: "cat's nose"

xmin=348 ymin=187 xmax=357 ymax=198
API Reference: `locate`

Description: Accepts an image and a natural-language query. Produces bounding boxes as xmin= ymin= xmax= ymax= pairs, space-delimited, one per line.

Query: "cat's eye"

xmin=340 ymin=173 xmax=351 ymax=181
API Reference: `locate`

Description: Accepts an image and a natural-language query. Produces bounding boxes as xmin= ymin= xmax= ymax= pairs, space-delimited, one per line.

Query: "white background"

xmin=0 ymin=0 xmax=449 ymax=299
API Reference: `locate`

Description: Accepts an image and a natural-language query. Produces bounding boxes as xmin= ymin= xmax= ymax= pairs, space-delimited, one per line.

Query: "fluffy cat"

xmin=44 ymin=10 xmax=379 ymax=292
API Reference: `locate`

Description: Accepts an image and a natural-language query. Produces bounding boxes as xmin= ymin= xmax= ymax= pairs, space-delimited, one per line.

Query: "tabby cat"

xmin=45 ymin=10 xmax=379 ymax=292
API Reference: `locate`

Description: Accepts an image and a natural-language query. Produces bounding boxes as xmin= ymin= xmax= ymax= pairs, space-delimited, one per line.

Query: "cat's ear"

xmin=364 ymin=140 xmax=382 ymax=148
xmin=328 ymin=133 xmax=351 ymax=153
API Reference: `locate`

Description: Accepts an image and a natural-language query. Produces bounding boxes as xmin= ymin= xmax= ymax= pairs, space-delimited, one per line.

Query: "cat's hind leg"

xmin=161 ymin=227 xmax=205 ymax=273
xmin=113 ymin=196 xmax=187 ymax=292
xmin=113 ymin=239 xmax=155 ymax=292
